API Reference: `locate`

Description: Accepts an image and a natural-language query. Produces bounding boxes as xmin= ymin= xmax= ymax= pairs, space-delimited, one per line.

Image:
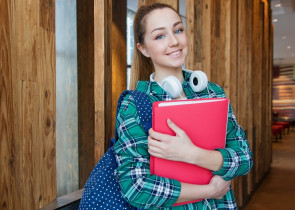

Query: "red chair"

xmin=272 ymin=125 xmax=283 ymax=141
xmin=273 ymin=122 xmax=290 ymax=134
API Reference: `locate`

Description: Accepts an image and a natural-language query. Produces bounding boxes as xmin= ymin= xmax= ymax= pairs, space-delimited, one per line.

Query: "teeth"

xmin=170 ymin=50 xmax=181 ymax=55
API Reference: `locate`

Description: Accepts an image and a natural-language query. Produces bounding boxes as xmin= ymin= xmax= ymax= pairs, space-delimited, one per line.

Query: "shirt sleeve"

xmin=212 ymin=85 xmax=253 ymax=181
xmin=114 ymin=94 xmax=181 ymax=209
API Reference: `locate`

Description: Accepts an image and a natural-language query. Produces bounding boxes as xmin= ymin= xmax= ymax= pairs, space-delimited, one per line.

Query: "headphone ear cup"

xmin=189 ymin=71 xmax=208 ymax=92
xmin=161 ymin=76 xmax=182 ymax=98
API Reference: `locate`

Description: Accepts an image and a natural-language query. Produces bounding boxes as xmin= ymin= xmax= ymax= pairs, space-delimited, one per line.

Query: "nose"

xmin=169 ymin=34 xmax=179 ymax=47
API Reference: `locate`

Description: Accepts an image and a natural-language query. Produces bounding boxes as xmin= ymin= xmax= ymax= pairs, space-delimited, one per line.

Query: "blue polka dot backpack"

xmin=79 ymin=90 xmax=152 ymax=210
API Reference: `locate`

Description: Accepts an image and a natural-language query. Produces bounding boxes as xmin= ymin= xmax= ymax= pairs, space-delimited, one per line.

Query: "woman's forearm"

xmin=186 ymin=146 xmax=224 ymax=172
xmin=176 ymin=176 xmax=231 ymax=204
xmin=175 ymin=182 xmax=212 ymax=204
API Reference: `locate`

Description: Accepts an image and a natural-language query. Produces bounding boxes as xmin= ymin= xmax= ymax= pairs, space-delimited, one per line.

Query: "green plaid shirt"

xmin=114 ymin=70 xmax=253 ymax=209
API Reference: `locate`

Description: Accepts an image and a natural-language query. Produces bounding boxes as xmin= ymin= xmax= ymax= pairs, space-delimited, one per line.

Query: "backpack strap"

xmin=110 ymin=90 xmax=152 ymax=146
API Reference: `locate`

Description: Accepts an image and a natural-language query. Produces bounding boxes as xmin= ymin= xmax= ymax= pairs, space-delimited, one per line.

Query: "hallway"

xmin=244 ymin=128 xmax=295 ymax=210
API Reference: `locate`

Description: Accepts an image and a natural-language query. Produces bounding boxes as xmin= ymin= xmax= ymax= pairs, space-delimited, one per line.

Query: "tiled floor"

xmin=244 ymin=128 xmax=295 ymax=210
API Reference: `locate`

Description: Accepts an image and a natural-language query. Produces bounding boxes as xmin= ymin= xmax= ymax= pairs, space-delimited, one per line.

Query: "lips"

xmin=167 ymin=49 xmax=182 ymax=56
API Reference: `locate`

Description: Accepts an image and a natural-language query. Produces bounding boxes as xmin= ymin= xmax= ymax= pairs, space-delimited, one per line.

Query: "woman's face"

xmin=138 ymin=8 xmax=188 ymax=72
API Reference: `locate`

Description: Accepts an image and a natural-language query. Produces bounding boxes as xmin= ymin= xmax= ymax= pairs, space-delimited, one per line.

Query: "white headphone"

xmin=150 ymin=69 xmax=208 ymax=99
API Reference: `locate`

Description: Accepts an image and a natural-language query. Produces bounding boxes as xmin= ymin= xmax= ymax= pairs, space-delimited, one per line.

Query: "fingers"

xmin=148 ymin=136 xmax=166 ymax=158
xmin=148 ymin=128 xmax=170 ymax=142
xmin=167 ymin=119 xmax=185 ymax=136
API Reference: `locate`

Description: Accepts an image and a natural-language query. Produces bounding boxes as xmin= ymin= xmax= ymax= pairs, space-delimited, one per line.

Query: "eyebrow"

xmin=151 ymin=21 xmax=183 ymax=33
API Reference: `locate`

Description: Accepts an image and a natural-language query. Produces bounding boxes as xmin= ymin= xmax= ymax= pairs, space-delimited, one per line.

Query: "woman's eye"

xmin=156 ymin=35 xmax=164 ymax=40
xmin=175 ymin=28 xmax=184 ymax=34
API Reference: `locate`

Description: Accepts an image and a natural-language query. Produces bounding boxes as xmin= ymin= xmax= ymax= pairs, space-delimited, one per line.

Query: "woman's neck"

xmin=153 ymin=67 xmax=184 ymax=84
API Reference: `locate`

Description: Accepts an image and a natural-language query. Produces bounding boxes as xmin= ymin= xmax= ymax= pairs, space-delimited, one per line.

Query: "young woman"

xmin=114 ymin=3 xmax=253 ymax=209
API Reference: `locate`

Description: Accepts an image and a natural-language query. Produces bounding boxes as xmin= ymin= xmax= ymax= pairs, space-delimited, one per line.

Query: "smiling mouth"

xmin=167 ymin=49 xmax=182 ymax=56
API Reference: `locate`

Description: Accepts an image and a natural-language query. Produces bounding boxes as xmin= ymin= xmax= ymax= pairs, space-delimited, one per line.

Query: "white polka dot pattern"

xmin=79 ymin=91 xmax=152 ymax=209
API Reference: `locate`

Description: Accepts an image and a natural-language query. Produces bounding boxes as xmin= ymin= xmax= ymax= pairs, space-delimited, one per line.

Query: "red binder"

xmin=150 ymin=98 xmax=229 ymax=206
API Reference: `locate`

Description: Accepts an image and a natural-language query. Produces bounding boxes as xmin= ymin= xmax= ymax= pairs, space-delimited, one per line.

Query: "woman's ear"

xmin=137 ymin=43 xmax=150 ymax=57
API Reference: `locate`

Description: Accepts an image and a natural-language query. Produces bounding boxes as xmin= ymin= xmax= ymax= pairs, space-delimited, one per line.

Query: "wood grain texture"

xmin=77 ymin=0 xmax=95 ymax=187
xmin=112 ymin=0 xmax=127 ymax=135
xmin=0 ymin=1 xmax=19 ymax=209
xmin=94 ymin=0 xmax=112 ymax=162
xmin=252 ymin=0 xmax=263 ymax=186
xmin=184 ymin=0 xmax=272 ymax=207
xmin=77 ymin=0 xmax=113 ymax=187
xmin=1 ymin=0 xmax=56 ymax=208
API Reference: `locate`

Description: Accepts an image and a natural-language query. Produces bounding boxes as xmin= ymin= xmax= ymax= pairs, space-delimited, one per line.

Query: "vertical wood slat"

xmin=252 ymin=0 xmax=263 ymax=186
xmin=21 ymin=81 xmax=41 ymax=209
xmin=246 ymin=0 xmax=254 ymax=198
xmin=94 ymin=0 xmax=112 ymax=161
xmin=185 ymin=0 xmax=272 ymax=208
xmin=1 ymin=0 xmax=56 ymax=209
xmin=236 ymin=0 xmax=254 ymax=206
xmin=0 ymin=1 xmax=19 ymax=209
xmin=37 ymin=21 xmax=56 ymax=208
xmin=77 ymin=0 xmax=95 ymax=187
xmin=261 ymin=0 xmax=271 ymax=182
xmin=185 ymin=0 xmax=196 ymax=70
xmin=237 ymin=0 xmax=246 ymax=206
xmin=77 ymin=0 xmax=113 ymax=186
xmin=185 ymin=0 xmax=212 ymax=79
xmin=112 ymin=0 xmax=127 ymax=136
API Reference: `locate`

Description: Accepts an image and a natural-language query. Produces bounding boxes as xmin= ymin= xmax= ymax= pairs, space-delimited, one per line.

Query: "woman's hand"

xmin=208 ymin=175 xmax=231 ymax=199
xmin=148 ymin=118 xmax=198 ymax=163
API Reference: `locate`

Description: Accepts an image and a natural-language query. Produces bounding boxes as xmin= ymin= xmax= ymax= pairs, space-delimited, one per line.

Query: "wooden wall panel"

xmin=1 ymin=0 xmax=56 ymax=208
xmin=252 ymin=0 xmax=263 ymax=186
xmin=39 ymin=6 xmax=56 ymax=207
xmin=185 ymin=0 xmax=212 ymax=79
xmin=94 ymin=0 xmax=112 ymax=161
xmin=21 ymin=81 xmax=41 ymax=209
xmin=185 ymin=0 xmax=272 ymax=208
xmin=112 ymin=0 xmax=127 ymax=135
xmin=0 ymin=1 xmax=19 ymax=209
xmin=229 ymin=0 xmax=238 ymax=113
xmin=77 ymin=0 xmax=113 ymax=186
xmin=245 ymin=0 xmax=254 ymax=198
xmin=77 ymin=0 xmax=95 ymax=187
xmin=261 ymin=0 xmax=272 ymax=182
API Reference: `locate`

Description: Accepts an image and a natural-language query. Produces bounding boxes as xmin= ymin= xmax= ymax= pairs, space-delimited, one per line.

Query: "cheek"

xmin=148 ymin=42 xmax=166 ymax=56
xmin=181 ymin=34 xmax=188 ymax=48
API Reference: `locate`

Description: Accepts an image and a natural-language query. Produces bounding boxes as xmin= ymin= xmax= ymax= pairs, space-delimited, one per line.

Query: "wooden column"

xmin=77 ymin=0 xmax=95 ymax=188
xmin=236 ymin=0 xmax=254 ymax=206
xmin=94 ymin=0 xmax=112 ymax=161
xmin=185 ymin=0 xmax=212 ymax=80
xmin=77 ymin=0 xmax=112 ymax=187
xmin=1 ymin=0 xmax=56 ymax=208
xmin=260 ymin=0 xmax=271 ymax=182
xmin=112 ymin=0 xmax=127 ymax=135
xmin=185 ymin=0 xmax=238 ymax=100
xmin=252 ymin=0 xmax=263 ymax=186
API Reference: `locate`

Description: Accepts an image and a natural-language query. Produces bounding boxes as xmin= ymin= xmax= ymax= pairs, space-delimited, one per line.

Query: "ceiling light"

xmin=273 ymin=19 xmax=278 ymax=22
xmin=282 ymin=36 xmax=287 ymax=39
xmin=291 ymin=53 xmax=295 ymax=56
xmin=275 ymin=3 xmax=281 ymax=7
xmin=286 ymin=46 xmax=291 ymax=49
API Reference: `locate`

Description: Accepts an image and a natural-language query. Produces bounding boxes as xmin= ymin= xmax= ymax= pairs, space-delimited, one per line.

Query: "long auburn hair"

xmin=129 ymin=3 xmax=180 ymax=90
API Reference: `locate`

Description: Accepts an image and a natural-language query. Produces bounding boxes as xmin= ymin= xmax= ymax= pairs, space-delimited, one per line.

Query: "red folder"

xmin=150 ymin=98 xmax=229 ymax=206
